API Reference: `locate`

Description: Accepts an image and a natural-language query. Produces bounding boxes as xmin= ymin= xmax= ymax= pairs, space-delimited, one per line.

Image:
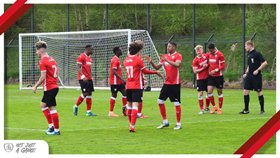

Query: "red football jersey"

xmin=205 ymin=50 xmax=225 ymax=77
xmin=109 ymin=55 xmax=123 ymax=85
xmin=192 ymin=54 xmax=209 ymax=80
xmin=39 ymin=55 xmax=58 ymax=91
xmin=123 ymin=55 xmax=145 ymax=89
xmin=159 ymin=52 xmax=182 ymax=85
xmin=77 ymin=53 xmax=92 ymax=80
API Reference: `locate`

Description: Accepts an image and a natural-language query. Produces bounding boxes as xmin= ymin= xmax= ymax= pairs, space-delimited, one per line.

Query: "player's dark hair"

xmin=85 ymin=45 xmax=92 ymax=49
xmin=35 ymin=41 xmax=47 ymax=50
xmin=129 ymin=41 xmax=143 ymax=55
xmin=113 ymin=47 xmax=122 ymax=54
xmin=208 ymin=43 xmax=215 ymax=49
xmin=168 ymin=42 xmax=177 ymax=47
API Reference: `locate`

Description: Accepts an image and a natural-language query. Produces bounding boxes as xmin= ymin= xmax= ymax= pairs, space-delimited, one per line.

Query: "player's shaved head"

xmin=129 ymin=41 xmax=144 ymax=55
xmin=35 ymin=41 xmax=47 ymax=50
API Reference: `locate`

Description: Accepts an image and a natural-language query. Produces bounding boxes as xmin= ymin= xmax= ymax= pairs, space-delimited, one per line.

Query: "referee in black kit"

xmin=240 ymin=40 xmax=268 ymax=114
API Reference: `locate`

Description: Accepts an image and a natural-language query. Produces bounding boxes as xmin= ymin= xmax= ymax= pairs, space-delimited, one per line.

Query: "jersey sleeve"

xmin=204 ymin=53 xmax=210 ymax=62
xmin=257 ymin=52 xmax=266 ymax=63
xmin=176 ymin=54 xmax=182 ymax=63
xmin=111 ymin=58 xmax=119 ymax=69
xmin=218 ymin=53 xmax=225 ymax=71
xmin=77 ymin=54 xmax=84 ymax=64
xmin=39 ymin=60 xmax=47 ymax=72
xmin=192 ymin=58 xmax=198 ymax=68
xmin=138 ymin=56 xmax=145 ymax=70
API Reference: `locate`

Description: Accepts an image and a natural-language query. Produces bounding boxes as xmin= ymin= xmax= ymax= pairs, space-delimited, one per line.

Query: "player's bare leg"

xmin=217 ymin=88 xmax=223 ymax=114
xmin=109 ymin=92 xmax=119 ymax=117
xmin=207 ymin=85 xmax=217 ymax=114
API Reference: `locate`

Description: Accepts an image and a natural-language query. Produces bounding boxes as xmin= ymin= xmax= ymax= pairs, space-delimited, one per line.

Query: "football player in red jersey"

xmin=205 ymin=43 xmax=225 ymax=115
xmin=32 ymin=41 xmax=60 ymax=135
xmin=124 ymin=40 xmax=162 ymax=132
xmin=73 ymin=45 xmax=97 ymax=116
xmin=108 ymin=47 xmax=127 ymax=117
xmin=146 ymin=42 xmax=183 ymax=130
xmin=192 ymin=45 xmax=210 ymax=114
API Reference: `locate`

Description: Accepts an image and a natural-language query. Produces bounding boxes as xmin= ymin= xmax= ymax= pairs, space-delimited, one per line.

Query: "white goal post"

xmin=19 ymin=29 xmax=164 ymax=90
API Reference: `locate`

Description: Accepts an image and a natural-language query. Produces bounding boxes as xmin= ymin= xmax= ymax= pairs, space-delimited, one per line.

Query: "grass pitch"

xmin=4 ymin=85 xmax=276 ymax=154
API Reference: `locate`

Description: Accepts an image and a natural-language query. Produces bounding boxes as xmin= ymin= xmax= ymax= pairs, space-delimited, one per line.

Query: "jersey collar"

xmin=83 ymin=52 xmax=89 ymax=57
xmin=168 ymin=51 xmax=177 ymax=56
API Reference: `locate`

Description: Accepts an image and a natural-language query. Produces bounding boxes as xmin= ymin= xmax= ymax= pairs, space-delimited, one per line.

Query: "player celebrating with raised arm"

xmin=146 ymin=42 xmax=183 ymax=130
xmin=192 ymin=45 xmax=210 ymax=114
xmin=240 ymin=40 xmax=268 ymax=114
xmin=205 ymin=43 xmax=225 ymax=115
xmin=108 ymin=47 xmax=127 ymax=117
xmin=32 ymin=41 xmax=60 ymax=135
xmin=124 ymin=40 xmax=162 ymax=132
xmin=73 ymin=45 xmax=97 ymax=116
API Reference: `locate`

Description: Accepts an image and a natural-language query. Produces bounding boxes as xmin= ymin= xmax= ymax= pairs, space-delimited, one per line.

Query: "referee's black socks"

xmin=259 ymin=95 xmax=264 ymax=112
xmin=244 ymin=95 xmax=250 ymax=111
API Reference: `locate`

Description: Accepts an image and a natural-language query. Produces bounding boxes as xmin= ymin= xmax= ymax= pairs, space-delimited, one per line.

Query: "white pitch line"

xmin=5 ymin=116 xmax=270 ymax=132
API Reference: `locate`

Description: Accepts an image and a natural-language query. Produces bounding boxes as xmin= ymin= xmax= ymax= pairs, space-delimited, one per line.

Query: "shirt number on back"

xmin=52 ymin=65 xmax=58 ymax=78
xmin=126 ymin=66 xmax=133 ymax=78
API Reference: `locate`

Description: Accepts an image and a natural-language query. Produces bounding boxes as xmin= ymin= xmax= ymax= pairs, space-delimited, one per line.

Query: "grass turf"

xmin=4 ymin=85 xmax=276 ymax=154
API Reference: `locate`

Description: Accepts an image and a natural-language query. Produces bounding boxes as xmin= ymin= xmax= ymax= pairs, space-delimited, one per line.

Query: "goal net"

xmin=19 ymin=29 xmax=163 ymax=90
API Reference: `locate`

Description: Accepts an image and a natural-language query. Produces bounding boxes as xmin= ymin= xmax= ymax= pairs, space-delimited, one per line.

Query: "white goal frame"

xmin=19 ymin=29 xmax=162 ymax=91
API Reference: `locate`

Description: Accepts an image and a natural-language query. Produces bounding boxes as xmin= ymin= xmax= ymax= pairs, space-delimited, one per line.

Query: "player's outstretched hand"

xmin=145 ymin=55 xmax=152 ymax=63
xmin=156 ymin=71 xmax=163 ymax=78
xmin=242 ymin=73 xmax=247 ymax=79
xmin=32 ymin=86 xmax=37 ymax=93
xmin=160 ymin=54 xmax=166 ymax=61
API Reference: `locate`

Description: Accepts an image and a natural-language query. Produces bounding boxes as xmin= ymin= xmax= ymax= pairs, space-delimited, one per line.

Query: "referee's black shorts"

xmin=244 ymin=74 xmax=262 ymax=92
xmin=79 ymin=80 xmax=94 ymax=95
xmin=42 ymin=88 xmax=59 ymax=107
xmin=158 ymin=84 xmax=181 ymax=103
